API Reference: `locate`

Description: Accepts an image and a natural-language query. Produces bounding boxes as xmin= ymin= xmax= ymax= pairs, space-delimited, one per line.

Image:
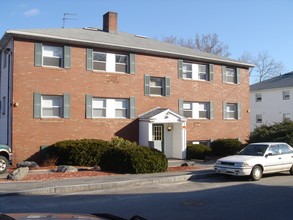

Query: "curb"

xmin=0 ymin=172 xmax=218 ymax=196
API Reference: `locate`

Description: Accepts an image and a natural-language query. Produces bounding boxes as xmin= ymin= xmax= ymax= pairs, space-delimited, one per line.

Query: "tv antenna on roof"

xmin=62 ymin=13 xmax=78 ymax=28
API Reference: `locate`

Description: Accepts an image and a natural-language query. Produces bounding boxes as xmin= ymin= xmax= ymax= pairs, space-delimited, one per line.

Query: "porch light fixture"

xmin=167 ymin=124 xmax=172 ymax=131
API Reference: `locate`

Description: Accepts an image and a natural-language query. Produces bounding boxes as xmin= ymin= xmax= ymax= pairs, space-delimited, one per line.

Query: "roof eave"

xmin=3 ymin=30 xmax=254 ymax=68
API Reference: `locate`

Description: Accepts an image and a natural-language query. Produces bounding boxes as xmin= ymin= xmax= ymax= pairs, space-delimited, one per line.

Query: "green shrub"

xmin=210 ymin=139 xmax=243 ymax=156
xmin=186 ymin=144 xmax=212 ymax=160
xmin=248 ymin=121 xmax=293 ymax=146
xmin=43 ymin=139 xmax=111 ymax=166
xmin=100 ymin=145 xmax=167 ymax=174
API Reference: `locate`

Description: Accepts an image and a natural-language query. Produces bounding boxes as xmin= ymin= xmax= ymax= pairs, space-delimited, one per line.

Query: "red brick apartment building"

xmin=0 ymin=12 xmax=253 ymax=163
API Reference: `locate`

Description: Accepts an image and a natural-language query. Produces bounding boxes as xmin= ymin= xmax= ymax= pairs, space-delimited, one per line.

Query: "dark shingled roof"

xmin=1 ymin=28 xmax=253 ymax=68
xmin=250 ymin=71 xmax=293 ymax=91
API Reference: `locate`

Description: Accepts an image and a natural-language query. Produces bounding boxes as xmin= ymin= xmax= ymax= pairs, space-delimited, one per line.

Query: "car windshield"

xmin=238 ymin=144 xmax=269 ymax=156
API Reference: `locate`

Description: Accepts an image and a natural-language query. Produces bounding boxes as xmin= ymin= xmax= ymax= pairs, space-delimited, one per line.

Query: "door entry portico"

xmin=139 ymin=108 xmax=187 ymax=159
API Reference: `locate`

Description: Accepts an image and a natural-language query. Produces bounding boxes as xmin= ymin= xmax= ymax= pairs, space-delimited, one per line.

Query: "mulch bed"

xmin=0 ymin=165 xmax=198 ymax=182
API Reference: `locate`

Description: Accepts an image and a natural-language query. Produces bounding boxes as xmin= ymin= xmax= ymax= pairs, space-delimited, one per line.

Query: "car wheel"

xmin=290 ymin=165 xmax=293 ymax=175
xmin=0 ymin=155 xmax=9 ymax=174
xmin=250 ymin=165 xmax=263 ymax=181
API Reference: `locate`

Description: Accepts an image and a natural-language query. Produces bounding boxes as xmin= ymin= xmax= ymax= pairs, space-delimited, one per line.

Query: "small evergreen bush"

xmin=211 ymin=139 xmax=243 ymax=156
xmin=186 ymin=144 xmax=212 ymax=160
xmin=100 ymin=145 xmax=167 ymax=174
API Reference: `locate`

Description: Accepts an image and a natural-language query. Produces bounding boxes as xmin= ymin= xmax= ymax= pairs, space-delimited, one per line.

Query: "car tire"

xmin=290 ymin=165 xmax=293 ymax=175
xmin=250 ymin=165 xmax=263 ymax=181
xmin=0 ymin=155 xmax=9 ymax=174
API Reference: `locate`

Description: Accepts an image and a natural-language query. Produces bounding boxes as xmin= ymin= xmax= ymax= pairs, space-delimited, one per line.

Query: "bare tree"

xmin=162 ymin=33 xmax=231 ymax=57
xmin=253 ymin=51 xmax=284 ymax=82
xmin=194 ymin=33 xmax=231 ymax=57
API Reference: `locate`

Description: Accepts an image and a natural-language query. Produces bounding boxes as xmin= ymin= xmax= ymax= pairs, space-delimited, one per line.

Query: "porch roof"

xmin=139 ymin=107 xmax=186 ymax=123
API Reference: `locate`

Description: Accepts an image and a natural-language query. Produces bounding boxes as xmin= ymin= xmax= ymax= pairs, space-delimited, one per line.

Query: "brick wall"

xmin=11 ymin=39 xmax=250 ymax=163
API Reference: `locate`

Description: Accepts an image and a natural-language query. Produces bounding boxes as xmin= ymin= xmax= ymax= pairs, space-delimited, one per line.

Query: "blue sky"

xmin=1 ymin=0 xmax=293 ymax=74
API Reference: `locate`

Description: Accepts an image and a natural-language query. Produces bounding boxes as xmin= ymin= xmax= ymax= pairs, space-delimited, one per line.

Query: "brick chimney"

xmin=103 ymin=11 xmax=118 ymax=33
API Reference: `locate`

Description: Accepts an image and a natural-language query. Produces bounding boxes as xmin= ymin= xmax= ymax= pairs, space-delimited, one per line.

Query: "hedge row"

xmin=187 ymin=139 xmax=243 ymax=160
xmin=42 ymin=137 xmax=167 ymax=174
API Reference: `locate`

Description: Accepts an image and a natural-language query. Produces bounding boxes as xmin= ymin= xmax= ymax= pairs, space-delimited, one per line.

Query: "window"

xmin=92 ymin=98 xmax=106 ymax=117
xmin=33 ymin=93 xmax=70 ymax=119
xmin=223 ymin=102 xmax=241 ymax=120
xmin=222 ymin=66 xmax=240 ymax=84
xmin=41 ymin=95 xmax=63 ymax=118
xmin=226 ymin=68 xmax=236 ymax=83
xmin=115 ymin=54 xmax=128 ymax=73
xmin=283 ymin=113 xmax=290 ymax=121
xmin=182 ymin=101 xmax=212 ymax=119
xmin=150 ymin=77 xmax=164 ymax=95
xmin=93 ymin=52 xmax=106 ymax=71
xmin=255 ymin=93 xmax=262 ymax=102
xmin=144 ymin=75 xmax=170 ymax=96
xmin=283 ymin=90 xmax=290 ymax=100
xmin=226 ymin=103 xmax=236 ymax=119
xmin=182 ymin=63 xmax=192 ymax=79
xmin=34 ymin=43 xmax=71 ymax=68
xmin=256 ymin=114 xmax=262 ymax=123
xmin=86 ymin=95 xmax=136 ymax=119
xmin=43 ymin=46 xmax=63 ymax=67
xmin=87 ymin=49 xmax=135 ymax=74
xmin=183 ymin=102 xmax=192 ymax=118
xmin=181 ymin=61 xmax=211 ymax=81
xmin=115 ymin=99 xmax=128 ymax=118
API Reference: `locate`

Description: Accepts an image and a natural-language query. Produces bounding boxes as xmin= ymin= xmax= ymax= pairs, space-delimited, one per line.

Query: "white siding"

xmin=250 ymin=87 xmax=293 ymax=131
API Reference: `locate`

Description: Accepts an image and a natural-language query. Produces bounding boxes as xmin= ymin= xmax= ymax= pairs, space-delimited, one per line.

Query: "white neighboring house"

xmin=250 ymin=72 xmax=293 ymax=131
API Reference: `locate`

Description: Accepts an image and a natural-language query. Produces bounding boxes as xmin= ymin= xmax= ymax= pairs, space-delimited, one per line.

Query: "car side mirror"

xmin=265 ymin=153 xmax=273 ymax=158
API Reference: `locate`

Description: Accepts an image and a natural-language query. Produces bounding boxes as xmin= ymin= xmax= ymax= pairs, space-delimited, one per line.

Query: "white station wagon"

xmin=214 ymin=142 xmax=293 ymax=180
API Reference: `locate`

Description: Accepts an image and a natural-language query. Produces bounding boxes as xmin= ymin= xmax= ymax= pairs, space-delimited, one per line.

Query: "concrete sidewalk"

xmin=0 ymin=160 xmax=218 ymax=196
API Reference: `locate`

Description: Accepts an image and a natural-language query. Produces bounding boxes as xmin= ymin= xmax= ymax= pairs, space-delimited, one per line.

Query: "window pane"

xmin=93 ymin=109 xmax=106 ymax=117
xmin=116 ymin=55 xmax=127 ymax=64
xmin=183 ymin=102 xmax=192 ymax=110
xmin=93 ymin=52 xmax=106 ymax=61
xmin=42 ymin=107 xmax=61 ymax=117
xmin=199 ymin=111 xmax=208 ymax=118
xmin=116 ymin=64 xmax=127 ymax=73
xmin=115 ymin=109 xmax=127 ymax=118
xmin=183 ymin=111 xmax=192 ymax=118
